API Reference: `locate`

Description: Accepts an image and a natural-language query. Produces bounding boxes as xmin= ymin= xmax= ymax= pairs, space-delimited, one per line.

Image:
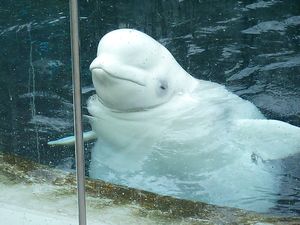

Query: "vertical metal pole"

xmin=69 ymin=0 xmax=87 ymax=225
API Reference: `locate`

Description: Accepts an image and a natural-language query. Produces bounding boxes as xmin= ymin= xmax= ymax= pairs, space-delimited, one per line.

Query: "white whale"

xmin=49 ymin=29 xmax=300 ymax=212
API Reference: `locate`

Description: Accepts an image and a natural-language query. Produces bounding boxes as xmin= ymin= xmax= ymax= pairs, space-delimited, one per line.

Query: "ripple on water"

xmin=241 ymin=16 xmax=300 ymax=35
xmin=244 ymin=0 xmax=281 ymax=10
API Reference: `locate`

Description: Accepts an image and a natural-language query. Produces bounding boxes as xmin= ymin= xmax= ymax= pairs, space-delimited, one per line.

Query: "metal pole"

xmin=69 ymin=0 xmax=87 ymax=225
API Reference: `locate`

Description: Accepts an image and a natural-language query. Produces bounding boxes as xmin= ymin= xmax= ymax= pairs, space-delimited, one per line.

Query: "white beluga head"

xmin=89 ymin=29 xmax=194 ymax=111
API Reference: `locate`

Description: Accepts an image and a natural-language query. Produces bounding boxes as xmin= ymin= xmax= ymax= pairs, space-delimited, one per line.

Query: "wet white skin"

xmin=53 ymin=29 xmax=300 ymax=212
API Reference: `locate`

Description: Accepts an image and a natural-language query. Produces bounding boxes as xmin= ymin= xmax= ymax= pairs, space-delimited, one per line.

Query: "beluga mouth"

xmin=89 ymin=57 xmax=147 ymax=87
xmin=89 ymin=58 xmax=151 ymax=111
xmin=90 ymin=67 xmax=146 ymax=87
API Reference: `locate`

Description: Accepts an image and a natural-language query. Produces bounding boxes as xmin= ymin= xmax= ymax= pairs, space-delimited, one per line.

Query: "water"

xmin=0 ymin=0 xmax=299 ymax=216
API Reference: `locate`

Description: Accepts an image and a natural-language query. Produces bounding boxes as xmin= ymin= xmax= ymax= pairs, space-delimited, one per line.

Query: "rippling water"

xmin=0 ymin=0 xmax=299 ymax=215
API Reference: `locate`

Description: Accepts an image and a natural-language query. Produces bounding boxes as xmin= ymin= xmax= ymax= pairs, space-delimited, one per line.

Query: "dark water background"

xmin=0 ymin=0 xmax=300 ymax=216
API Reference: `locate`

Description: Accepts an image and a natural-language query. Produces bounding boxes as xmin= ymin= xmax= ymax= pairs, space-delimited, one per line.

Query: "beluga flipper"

xmin=232 ymin=119 xmax=300 ymax=160
xmin=48 ymin=130 xmax=97 ymax=146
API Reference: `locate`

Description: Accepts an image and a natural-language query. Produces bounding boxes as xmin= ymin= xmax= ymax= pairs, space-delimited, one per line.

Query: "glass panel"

xmin=79 ymin=0 xmax=300 ymax=223
xmin=0 ymin=1 xmax=80 ymax=224
xmin=1 ymin=0 xmax=299 ymax=224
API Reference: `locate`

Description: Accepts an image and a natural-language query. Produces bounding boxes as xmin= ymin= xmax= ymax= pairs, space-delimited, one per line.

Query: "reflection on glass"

xmin=0 ymin=0 xmax=79 ymax=224
xmin=0 ymin=0 xmax=299 ymax=224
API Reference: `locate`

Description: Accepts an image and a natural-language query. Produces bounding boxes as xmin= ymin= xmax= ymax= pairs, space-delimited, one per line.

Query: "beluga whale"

xmin=49 ymin=29 xmax=300 ymax=212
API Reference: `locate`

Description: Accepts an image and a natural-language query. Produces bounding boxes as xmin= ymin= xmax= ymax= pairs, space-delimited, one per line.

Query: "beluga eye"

xmin=160 ymin=84 xmax=167 ymax=90
xmin=156 ymin=78 xmax=168 ymax=96
xmin=160 ymin=79 xmax=168 ymax=90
